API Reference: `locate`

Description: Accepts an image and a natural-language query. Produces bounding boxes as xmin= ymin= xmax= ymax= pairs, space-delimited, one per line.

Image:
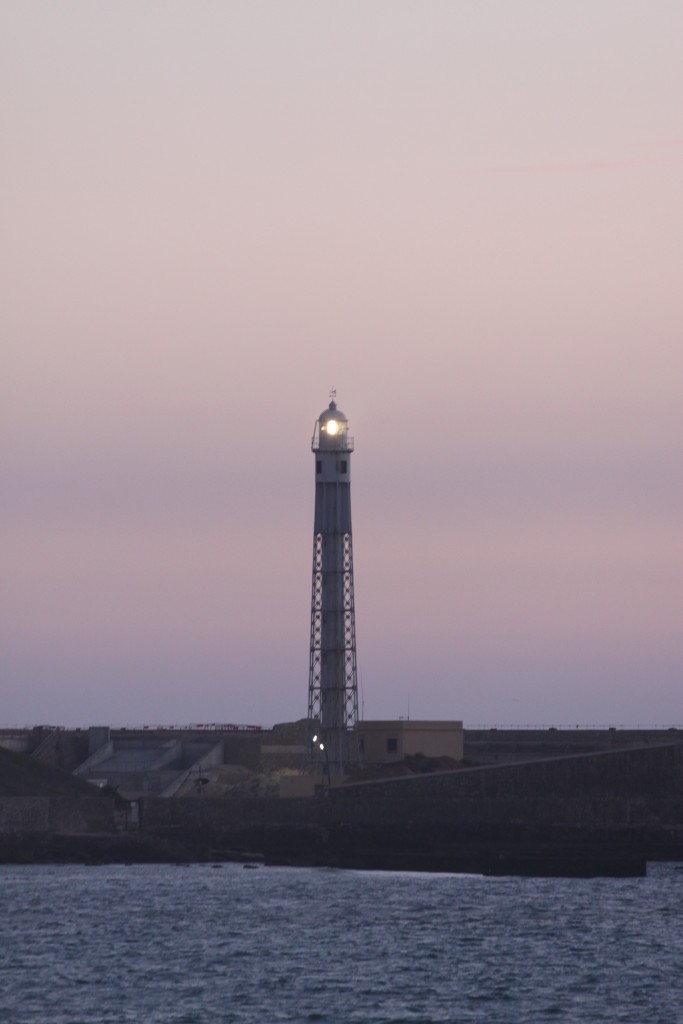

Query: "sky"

xmin=2 ymin=1 xmax=682 ymax=729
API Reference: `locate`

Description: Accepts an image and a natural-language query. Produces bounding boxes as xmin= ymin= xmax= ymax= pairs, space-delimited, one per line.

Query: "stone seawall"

xmin=2 ymin=743 xmax=681 ymax=875
xmin=0 ymin=795 xmax=118 ymax=835
xmin=133 ymin=743 xmax=683 ymax=876
xmin=138 ymin=742 xmax=683 ymax=831
xmin=0 ymin=797 xmax=50 ymax=833
xmin=331 ymin=742 xmax=683 ymax=826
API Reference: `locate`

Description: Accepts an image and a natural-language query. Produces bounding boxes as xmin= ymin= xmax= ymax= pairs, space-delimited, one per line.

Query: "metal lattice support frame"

xmin=342 ymin=533 xmax=360 ymax=731
xmin=307 ymin=533 xmax=323 ymax=725
xmin=307 ymin=530 xmax=361 ymax=776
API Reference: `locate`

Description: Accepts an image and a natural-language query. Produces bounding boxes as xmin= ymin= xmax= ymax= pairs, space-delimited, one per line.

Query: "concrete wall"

xmin=181 ymin=741 xmax=224 ymax=769
xmin=464 ymin=728 xmax=683 ymax=764
xmin=332 ymin=742 xmax=683 ymax=827
xmin=138 ymin=742 xmax=683 ymax=833
xmin=73 ymin=741 xmax=115 ymax=777
xmin=107 ymin=729 xmax=262 ymax=770
xmin=261 ymin=744 xmax=307 ymax=772
xmin=0 ymin=795 xmax=117 ymax=835
xmin=88 ymin=727 xmax=111 ymax=756
xmin=0 ymin=797 xmax=50 ymax=833
xmin=160 ymin=741 xmax=225 ymax=797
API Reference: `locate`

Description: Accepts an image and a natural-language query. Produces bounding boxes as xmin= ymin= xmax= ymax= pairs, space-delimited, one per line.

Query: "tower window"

xmin=339 ymin=460 xmax=347 ymax=473
xmin=316 ymin=460 xmax=322 ymax=474
xmin=387 ymin=737 xmax=398 ymax=753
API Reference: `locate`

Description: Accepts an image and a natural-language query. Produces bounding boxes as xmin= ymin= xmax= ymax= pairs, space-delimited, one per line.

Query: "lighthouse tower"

xmin=307 ymin=396 xmax=361 ymax=777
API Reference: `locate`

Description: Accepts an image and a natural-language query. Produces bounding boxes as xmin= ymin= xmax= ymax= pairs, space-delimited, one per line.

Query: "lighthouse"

xmin=307 ymin=396 xmax=361 ymax=777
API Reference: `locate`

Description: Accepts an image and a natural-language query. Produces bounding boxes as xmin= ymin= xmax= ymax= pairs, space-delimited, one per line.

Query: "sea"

xmin=1 ymin=861 xmax=682 ymax=1024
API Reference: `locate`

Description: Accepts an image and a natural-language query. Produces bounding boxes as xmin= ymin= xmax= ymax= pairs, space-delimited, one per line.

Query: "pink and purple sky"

xmin=2 ymin=2 xmax=681 ymax=728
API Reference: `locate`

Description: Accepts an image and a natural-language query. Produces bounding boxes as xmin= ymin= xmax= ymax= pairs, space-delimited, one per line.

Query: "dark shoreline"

xmin=3 ymin=740 xmax=682 ymax=879
xmin=0 ymin=822 xmax=658 ymax=878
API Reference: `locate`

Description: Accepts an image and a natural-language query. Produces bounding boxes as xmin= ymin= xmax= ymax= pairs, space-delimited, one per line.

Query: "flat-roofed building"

xmin=359 ymin=720 xmax=463 ymax=764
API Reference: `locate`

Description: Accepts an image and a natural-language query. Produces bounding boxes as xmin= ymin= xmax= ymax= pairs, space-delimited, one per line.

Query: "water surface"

xmin=1 ymin=862 xmax=682 ymax=1023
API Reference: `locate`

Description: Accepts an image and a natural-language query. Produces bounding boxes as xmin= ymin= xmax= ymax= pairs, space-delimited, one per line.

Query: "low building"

xmin=359 ymin=720 xmax=463 ymax=764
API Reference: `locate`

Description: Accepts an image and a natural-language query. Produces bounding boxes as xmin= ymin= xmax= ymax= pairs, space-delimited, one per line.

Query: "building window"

xmin=316 ymin=461 xmax=322 ymax=474
xmin=387 ymin=737 xmax=397 ymax=753
xmin=339 ymin=460 xmax=347 ymax=473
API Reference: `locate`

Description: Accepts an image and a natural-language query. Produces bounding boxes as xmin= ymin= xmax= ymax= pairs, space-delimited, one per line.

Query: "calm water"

xmin=1 ymin=862 xmax=682 ymax=1024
